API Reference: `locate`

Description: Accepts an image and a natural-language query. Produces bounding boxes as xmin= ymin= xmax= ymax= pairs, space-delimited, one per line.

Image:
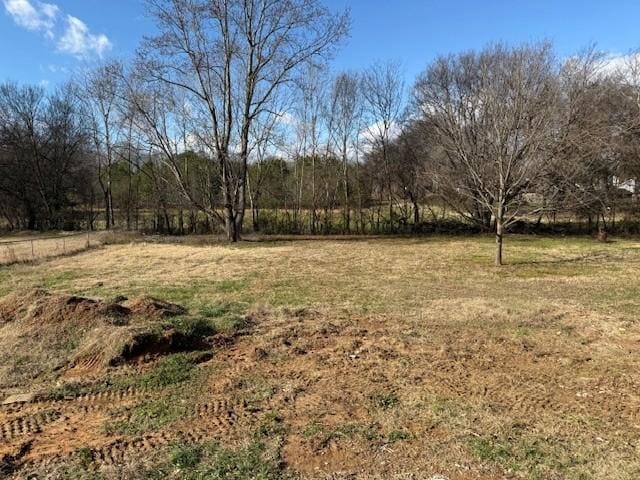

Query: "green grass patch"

xmin=387 ymin=430 xmax=412 ymax=443
xmin=169 ymin=443 xmax=204 ymax=470
xmin=115 ymin=353 xmax=199 ymax=389
xmin=302 ymin=421 xmax=323 ymax=438
xmin=146 ymin=441 xmax=286 ymax=480
xmin=105 ymin=396 xmax=190 ymax=436
xmin=253 ymin=412 xmax=285 ymax=440
xmin=213 ymin=279 xmax=247 ymax=293
xmin=197 ymin=301 xmax=252 ymax=334
xmin=44 ymin=352 xmax=206 ymax=401
xmin=165 ymin=316 xmax=217 ymax=348
xmin=200 ymin=301 xmax=244 ymax=319
xmin=233 ymin=374 xmax=278 ymax=408
xmin=468 ymin=433 xmax=591 ymax=480
xmin=266 ymin=279 xmax=312 ymax=306
xmin=369 ymin=392 xmax=399 ymax=410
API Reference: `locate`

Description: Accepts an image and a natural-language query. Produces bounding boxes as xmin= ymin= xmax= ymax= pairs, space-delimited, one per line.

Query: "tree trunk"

xmin=221 ymin=155 xmax=240 ymax=243
xmin=311 ymin=155 xmax=317 ymax=234
xmin=104 ymin=190 xmax=112 ymax=230
xmin=495 ymin=207 xmax=504 ymax=267
xmin=342 ymin=139 xmax=350 ymax=234
xmin=225 ymin=205 xmax=239 ymax=242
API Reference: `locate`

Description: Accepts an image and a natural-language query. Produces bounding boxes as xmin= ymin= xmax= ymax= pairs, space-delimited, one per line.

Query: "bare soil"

xmin=1 ymin=300 xmax=639 ymax=479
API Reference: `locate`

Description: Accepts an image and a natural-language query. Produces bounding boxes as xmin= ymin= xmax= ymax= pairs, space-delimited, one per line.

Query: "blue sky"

xmin=2 ymin=0 xmax=640 ymax=87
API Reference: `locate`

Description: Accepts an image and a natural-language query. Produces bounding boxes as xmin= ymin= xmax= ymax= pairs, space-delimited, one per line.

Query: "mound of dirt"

xmin=0 ymin=290 xmax=47 ymax=324
xmin=0 ymin=291 xmax=187 ymax=326
xmin=0 ymin=289 xmax=117 ymax=326
xmin=0 ymin=290 xmax=195 ymax=389
xmin=123 ymin=296 xmax=187 ymax=319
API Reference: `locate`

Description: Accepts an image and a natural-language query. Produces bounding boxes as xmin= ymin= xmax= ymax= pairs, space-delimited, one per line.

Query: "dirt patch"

xmin=1 ymin=299 xmax=639 ymax=479
xmin=202 ymin=307 xmax=640 ymax=479
xmin=0 ymin=290 xmax=198 ymax=391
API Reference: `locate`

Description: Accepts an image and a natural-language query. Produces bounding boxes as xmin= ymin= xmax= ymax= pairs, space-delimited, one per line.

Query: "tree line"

xmin=2 ymin=0 xmax=640 ymax=264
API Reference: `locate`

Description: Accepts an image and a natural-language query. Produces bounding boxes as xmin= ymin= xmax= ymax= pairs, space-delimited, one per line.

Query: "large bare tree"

xmin=135 ymin=0 xmax=349 ymax=241
xmin=413 ymin=43 xmax=559 ymax=265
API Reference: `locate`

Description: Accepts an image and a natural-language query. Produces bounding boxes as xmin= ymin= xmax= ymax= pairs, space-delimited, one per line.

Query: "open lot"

xmin=0 ymin=236 xmax=639 ymax=479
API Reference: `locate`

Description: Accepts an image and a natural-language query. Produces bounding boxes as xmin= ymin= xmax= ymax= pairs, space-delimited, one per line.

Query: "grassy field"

xmin=0 ymin=235 xmax=639 ymax=479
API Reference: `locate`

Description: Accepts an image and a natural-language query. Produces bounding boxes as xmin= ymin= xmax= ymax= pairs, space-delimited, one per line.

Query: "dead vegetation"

xmin=0 ymin=237 xmax=639 ymax=479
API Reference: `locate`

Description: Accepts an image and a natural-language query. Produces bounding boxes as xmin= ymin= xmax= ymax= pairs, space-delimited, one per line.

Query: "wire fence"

xmin=0 ymin=232 xmax=101 ymax=266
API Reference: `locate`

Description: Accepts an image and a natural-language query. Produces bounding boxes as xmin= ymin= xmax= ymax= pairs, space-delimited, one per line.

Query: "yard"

xmin=0 ymin=235 xmax=638 ymax=479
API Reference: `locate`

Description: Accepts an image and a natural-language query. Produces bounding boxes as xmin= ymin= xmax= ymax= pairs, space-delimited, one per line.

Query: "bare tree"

xmin=79 ymin=61 xmax=125 ymax=229
xmin=361 ymin=60 xmax=404 ymax=227
xmin=292 ymin=65 xmax=328 ymax=233
xmin=329 ymin=72 xmax=361 ymax=232
xmin=137 ymin=0 xmax=349 ymax=241
xmin=0 ymin=83 xmax=91 ymax=230
xmin=545 ymin=47 xmax=632 ymax=232
xmin=413 ymin=43 xmax=559 ymax=265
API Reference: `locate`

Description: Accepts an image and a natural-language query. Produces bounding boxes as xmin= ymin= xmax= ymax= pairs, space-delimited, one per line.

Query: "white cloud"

xmin=362 ymin=120 xmax=401 ymax=145
xmin=3 ymin=0 xmax=111 ymax=59
xmin=598 ymin=52 xmax=640 ymax=84
xmin=57 ymin=15 xmax=111 ymax=58
xmin=277 ymin=112 xmax=297 ymax=127
xmin=3 ymin=0 xmax=58 ymax=37
xmin=47 ymin=63 xmax=68 ymax=74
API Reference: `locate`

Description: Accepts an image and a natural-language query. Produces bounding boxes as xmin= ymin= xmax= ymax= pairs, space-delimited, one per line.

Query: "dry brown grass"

xmin=0 ymin=235 xmax=639 ymax=479
xmin=0 ymin=233 xmax=106 ymax=266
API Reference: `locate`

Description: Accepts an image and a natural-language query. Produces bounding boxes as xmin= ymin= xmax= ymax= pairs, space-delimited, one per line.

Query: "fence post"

xmin=31 ymin=240 xmax=34 ymax=259
xmin=86 ymin=231 xmax=90 ymax=249
xmin=63 ymin=237 xmax=66 ymax=254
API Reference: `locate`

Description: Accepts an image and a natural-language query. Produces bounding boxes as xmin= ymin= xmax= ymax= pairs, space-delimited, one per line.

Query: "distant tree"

xmin=292 ymin=66 xmax=328 ymax=233
xmin=0 ymin=83 xmax=91 ymax=230
xmin=361 ymin=60 xmax=405 ymax=228
xmin=550 ymin=48 xmax=629 ymax=231
xmin=79 ymin=61 xmax=125 ymax=230
xmin=329 ymin=72 xmax=362 ymax=232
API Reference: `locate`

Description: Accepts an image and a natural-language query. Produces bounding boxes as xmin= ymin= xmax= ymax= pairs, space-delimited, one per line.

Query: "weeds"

xmin=369 ymin=392 xmax=399 ymax=410
xmin=387 ymin=430 xmax=411 ymax=443
xmin=468 ymin=433 xmax=582 ymax=479
xmin=147 ymin=442 xmax=285 ymax=480
xmin=198 ymin=301 xmax=252 ymax=334
xmin=166 ymin=316 xmax=217 ymax=348
xmin=104 ymin=396 xmax=190 ymax=436
xmin=253 ymin=413 xmax=284 ymax=440
xmin=115 ymin=353 xmax=199 ymax=389
xmin=169 ymin=443 xmax=203 ymax=470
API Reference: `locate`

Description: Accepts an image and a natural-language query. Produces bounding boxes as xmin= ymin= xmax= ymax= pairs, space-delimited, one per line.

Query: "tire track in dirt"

xmin=420 ymin=339 xmax=640 ymax=422
xmin=15 ymin=397 xmax=257 ymax=473
xmin=0 ymin=411 xmax=63 ymax=441
xmin=0 ymin=386 xmax=153 ymax=418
